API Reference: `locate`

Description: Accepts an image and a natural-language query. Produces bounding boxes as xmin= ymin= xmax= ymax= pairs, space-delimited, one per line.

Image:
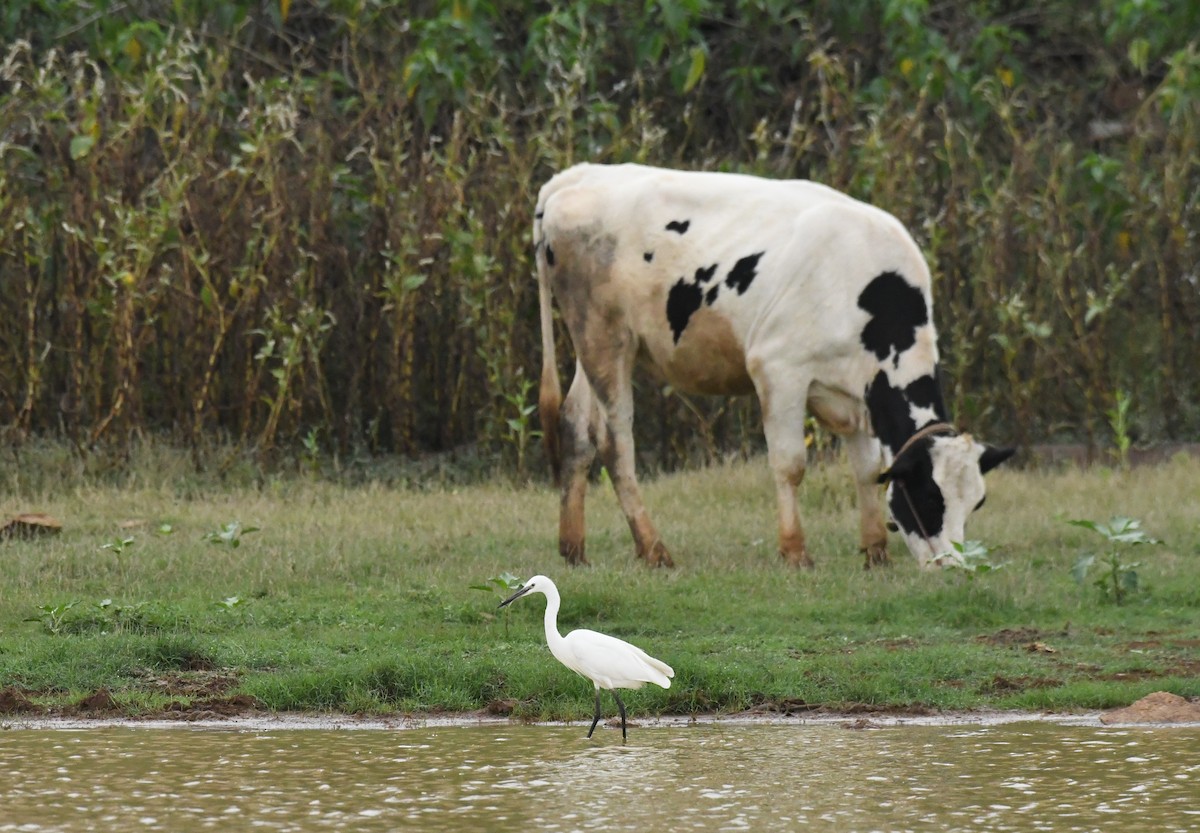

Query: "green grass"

xmin=2 ymin=446 xmax=1198 ymax=720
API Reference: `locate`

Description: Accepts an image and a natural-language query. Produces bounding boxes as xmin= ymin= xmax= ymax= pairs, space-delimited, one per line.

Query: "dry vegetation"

xmin=0 ymin=1 xmax=1197 ymax=475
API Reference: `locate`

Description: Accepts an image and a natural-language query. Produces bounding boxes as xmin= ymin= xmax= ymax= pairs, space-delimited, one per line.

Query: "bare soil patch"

xmin=1100 ymin=691 xmax=1200 ymax=724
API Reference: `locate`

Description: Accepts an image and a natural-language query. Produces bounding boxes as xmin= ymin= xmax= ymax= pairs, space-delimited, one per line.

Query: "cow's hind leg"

xmin=846 ymin=431 xmax=891 ymax=569
xmin=596 ymin=414 xmax=673 ymax=568
xmin=558 ymin=367 xmax=598 ymax=566
xmin=590 ymin=367 xmax=673 ymax=568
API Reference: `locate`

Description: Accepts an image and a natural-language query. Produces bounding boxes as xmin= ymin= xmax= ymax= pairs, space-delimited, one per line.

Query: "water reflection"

xmin=1 ymin=721 xmax=1197 ymax=831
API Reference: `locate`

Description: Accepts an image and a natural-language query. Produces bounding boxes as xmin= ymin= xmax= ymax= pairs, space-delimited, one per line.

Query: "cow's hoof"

xmin=638 ymin=541 xmax=675 ymax=568
xmin=560 ymin=541 xmax=589 ymax=566
xmin=862 ymin=544 xmax=891 ymax=569
xmin=781 ymin=549 xmax=815 ymax=569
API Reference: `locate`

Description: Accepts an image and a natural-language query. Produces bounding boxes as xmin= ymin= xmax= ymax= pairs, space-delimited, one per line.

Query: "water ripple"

xmin=1 ymin=722 xmax=1198 ymax=831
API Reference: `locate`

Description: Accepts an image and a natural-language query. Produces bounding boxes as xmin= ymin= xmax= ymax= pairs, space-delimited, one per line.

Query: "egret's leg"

xmin=587 ymin=688 xmax=603 ymax=738
xmin=612 ymin=690 xmax=627 ymax=741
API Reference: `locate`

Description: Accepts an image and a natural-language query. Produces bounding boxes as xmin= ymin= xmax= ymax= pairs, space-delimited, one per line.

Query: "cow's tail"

xmin=535 ymin=211 xmax=563 ymax=485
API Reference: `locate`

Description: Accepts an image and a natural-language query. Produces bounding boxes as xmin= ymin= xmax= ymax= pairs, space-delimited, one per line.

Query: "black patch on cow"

xmin=887 ymin=450 xmax=946 ymax=539
xmin=865 ymin=370 xmax=915 ymax=455
xmin=865 ymin=370 xmax=949 ymax=456
xmin=725 ymin=252 xmax=763 ymax=295
xmin=667 ymin=277 xmax=704 ymax=343
xmin=545 ymin=244 xmax=555 ymax=267
xmin=644 ymin=252 xmax=654 ymax=263
xmin=665 ymin=256 xmax=760 ymax=342
xmin=666 ymin=220 xmax=691 ymax=234
xmin=904 ymin=372 xmax=948 ymax=418
xmin=858 ymin=271 xmax=927 ymax=363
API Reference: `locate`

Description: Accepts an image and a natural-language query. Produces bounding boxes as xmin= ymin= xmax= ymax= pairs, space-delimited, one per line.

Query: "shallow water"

xmin=2 ymin=720 xmax=1198 ymax=831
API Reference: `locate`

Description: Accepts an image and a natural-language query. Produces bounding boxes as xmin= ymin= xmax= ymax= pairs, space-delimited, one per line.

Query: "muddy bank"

xmin=5 ymin=692 xmax=1200 ymax=732
xmin=0 ymin=709 xmax=1110 ymax=732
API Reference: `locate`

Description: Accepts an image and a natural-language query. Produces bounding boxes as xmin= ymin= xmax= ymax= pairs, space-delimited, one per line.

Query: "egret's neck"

xmin=542 ymin=587 xmax=567 ymax=656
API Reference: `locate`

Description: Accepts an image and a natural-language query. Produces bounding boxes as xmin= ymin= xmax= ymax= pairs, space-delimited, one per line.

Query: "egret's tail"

xmin=642 ymin=652 xmax=675 ymax=689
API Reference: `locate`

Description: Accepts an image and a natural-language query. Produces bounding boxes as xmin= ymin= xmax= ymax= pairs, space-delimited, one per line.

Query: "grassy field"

xmin=2 ymin=444 xmax=1198 ymax=721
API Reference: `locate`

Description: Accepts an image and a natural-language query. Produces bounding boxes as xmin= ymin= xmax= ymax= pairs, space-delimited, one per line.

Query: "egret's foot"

xmin=560 ymin=539 xmax=590 ymax=566
xmin=861 ymin=543 xmax=891 ymax=570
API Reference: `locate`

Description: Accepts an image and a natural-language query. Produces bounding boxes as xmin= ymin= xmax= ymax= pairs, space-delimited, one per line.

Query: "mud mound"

xmin=1100 ymin=691 xmax=1200 ymax=724
xmin=0 ymin=686 xmax=44 ymax=714
xmin=77 ymin=688 xmax=120 ymax=714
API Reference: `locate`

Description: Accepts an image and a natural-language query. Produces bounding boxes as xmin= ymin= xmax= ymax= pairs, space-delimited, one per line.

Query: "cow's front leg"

xmin=773 ymin=466 xmax=814 ymax=569
xmin=765 ymin=429 xmax=814 ymax=569
xmin=846 ymin=431 xmax=891 ymax=569
xmin=756 ymin=373 xmax=815 ymax=568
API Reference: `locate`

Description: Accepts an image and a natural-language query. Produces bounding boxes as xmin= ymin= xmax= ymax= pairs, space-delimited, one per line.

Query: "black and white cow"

xmin=534 ymin=163 xmax=1013 ymax=569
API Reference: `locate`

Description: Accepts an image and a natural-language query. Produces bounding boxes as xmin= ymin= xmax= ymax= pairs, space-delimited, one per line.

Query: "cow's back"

xmin=536 ymin=164 xmax=931 ymax=397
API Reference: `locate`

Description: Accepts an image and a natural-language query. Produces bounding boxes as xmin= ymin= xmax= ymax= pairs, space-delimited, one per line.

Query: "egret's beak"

xmin=498 ymin=584 xmax=533 ymax=608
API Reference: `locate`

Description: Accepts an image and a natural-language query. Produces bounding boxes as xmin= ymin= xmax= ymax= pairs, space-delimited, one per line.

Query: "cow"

xmin=533 ymin=163 xmax=1014 ymax=570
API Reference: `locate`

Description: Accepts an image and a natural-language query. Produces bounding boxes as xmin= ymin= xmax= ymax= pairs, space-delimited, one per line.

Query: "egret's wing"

xmin=563 ymin=629 xmax=673 ymax=690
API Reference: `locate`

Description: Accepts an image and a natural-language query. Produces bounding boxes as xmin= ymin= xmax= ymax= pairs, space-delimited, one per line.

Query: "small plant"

xmin=214 ymin=595 xmax=252 ymax=624
xmin=502 ymin=373 xmax=542 ymax=478
xmin=1069 ymin=516 xmax=1161 ymax=604
xmin=300 ymin=426 xmax=322 ymax=474
xmin=1107 ymin=390 xmax=1133 ymax=468
xmin=203 ymin=522 xmax=260 ymax=548
xmin=26 ymin=600 xmax=80 ymax=635
xmin=471 ymin=572 xmax=524 ymax=635
xmin=97 ymin=598 xmax=151 ymax=632
xmin=100 ymin=536 xmax=136 ymax=554
xmin=470 ymin=571 xmax=523 ymax=598
xmin=947 ymin=540 xmax=1004 ymax=577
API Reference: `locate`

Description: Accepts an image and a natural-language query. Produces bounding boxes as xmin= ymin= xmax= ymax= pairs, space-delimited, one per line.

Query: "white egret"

xmin=499 ymin=575 xmax=674 ymax=740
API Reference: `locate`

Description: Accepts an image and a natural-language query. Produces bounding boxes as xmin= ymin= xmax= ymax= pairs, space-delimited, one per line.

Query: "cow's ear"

xmin=980 ymin=445 xmax=1016 ymax=474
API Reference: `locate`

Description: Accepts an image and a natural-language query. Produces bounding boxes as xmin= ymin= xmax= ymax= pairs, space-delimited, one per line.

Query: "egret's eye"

xmin=886 ymin=521 xmax=899 ymax=532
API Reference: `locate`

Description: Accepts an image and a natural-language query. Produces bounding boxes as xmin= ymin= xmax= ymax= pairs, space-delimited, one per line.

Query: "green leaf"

xmin=683 ymin=46 xmax=706 ymax=93
xmin=1105 ymin=517 xmax=1160 ymax=545
xmin=69 ymin=134 xmax=95 ymax=160
xmin=1128 ymin=37 xmax=1150 ymax=74
xmin=1119 ymin=570 xmax=1139 ymax=593
xmin=1071 ymin=554 xmax=1095 ymax=584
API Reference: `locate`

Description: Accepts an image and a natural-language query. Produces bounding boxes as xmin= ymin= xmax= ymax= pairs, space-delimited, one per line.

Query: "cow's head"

xmin=879 ymin=431 xmax=1015 ymax=568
